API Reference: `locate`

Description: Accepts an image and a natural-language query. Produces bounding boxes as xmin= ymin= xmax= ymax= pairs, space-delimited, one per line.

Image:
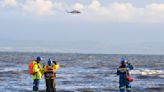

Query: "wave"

xmin=131 ymin=69 xmax=164 ymax=76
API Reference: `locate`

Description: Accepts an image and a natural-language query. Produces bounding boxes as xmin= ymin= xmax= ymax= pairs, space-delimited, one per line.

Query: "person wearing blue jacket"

xmin=117 ymin=58 xmax=134 ymax=92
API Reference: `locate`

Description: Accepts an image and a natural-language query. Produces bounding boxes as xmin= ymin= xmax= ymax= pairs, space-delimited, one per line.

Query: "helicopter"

xmin=67 ymin=10 xmax=81 ymax=14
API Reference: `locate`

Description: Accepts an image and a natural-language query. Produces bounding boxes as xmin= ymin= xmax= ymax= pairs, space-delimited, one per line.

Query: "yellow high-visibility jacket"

xmin=32 ymin=60 xmax=43 ymax=80
xmin=43 ymin=63 xmax=60 ymax=79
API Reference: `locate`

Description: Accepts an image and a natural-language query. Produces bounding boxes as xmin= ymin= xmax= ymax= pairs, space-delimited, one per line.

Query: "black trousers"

xmin=46 ymin=79 xmax=56 ymax=92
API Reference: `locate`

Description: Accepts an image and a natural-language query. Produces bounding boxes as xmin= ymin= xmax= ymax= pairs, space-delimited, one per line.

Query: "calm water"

xmin=0 ymin=52 xmax=164 ymax=92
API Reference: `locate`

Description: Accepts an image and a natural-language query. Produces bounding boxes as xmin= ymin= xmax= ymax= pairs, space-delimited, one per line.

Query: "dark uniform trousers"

xmin=46 ymin=79 xmax=56 ymax=92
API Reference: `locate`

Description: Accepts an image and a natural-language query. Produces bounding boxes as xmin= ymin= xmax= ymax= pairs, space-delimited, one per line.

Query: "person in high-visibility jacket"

xmin=117 ymin=58 xmax=134 ymax=92
xmin=32 ymin=56 xmax=43 ymax=92
xmin=43 ymin=59 xmax=60 ymax=92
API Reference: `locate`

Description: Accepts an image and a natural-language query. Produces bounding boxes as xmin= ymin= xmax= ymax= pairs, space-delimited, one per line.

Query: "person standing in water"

xmin=43 ymin=59 xmax=60 ymax=92
xmin=117 ymin=58 xmax=134 ymax=92
xmin=29 ymin=56 xmax=43 ymax=92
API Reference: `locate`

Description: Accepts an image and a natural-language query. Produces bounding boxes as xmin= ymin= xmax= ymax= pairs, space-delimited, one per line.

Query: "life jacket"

xmin=44 ymin=65 xmax=56 ymax=79
xmin=29 ymin=60 xmax=35 ymax=75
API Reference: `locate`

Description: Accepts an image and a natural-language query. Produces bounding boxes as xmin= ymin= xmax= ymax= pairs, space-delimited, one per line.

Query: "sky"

xmin=0 ymin=0 xmax=164 ymax=54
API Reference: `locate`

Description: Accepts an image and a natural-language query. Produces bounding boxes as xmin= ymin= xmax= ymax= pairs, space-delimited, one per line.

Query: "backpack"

xmin=29 ymin=61 xmax=35 ymax=75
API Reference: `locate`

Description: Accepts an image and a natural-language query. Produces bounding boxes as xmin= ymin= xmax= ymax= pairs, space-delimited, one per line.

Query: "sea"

xmin=0 ymin=52 xmax=164 ymax=92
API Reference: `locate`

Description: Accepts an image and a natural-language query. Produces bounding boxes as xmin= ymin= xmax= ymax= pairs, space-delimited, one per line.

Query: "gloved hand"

xmin=53 ymin=61 xmax=57 ymax=65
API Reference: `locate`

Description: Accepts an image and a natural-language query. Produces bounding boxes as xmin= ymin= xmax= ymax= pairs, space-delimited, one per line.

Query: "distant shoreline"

xmin=0 ymin=50 xmax=163 ymax=56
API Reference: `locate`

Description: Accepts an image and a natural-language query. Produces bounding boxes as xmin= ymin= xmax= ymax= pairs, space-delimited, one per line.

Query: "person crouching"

xmin=43 ymin=59 xmax=60 ymax=92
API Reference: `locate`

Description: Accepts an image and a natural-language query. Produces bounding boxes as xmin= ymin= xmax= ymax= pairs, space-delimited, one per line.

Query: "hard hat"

xmin=121 ymin=57 xmax=127 ymax=64
xmin=48 ymin=59 xmax=52 ymax=65
xmin=36 ymin=56 xmax=42 ymax=61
